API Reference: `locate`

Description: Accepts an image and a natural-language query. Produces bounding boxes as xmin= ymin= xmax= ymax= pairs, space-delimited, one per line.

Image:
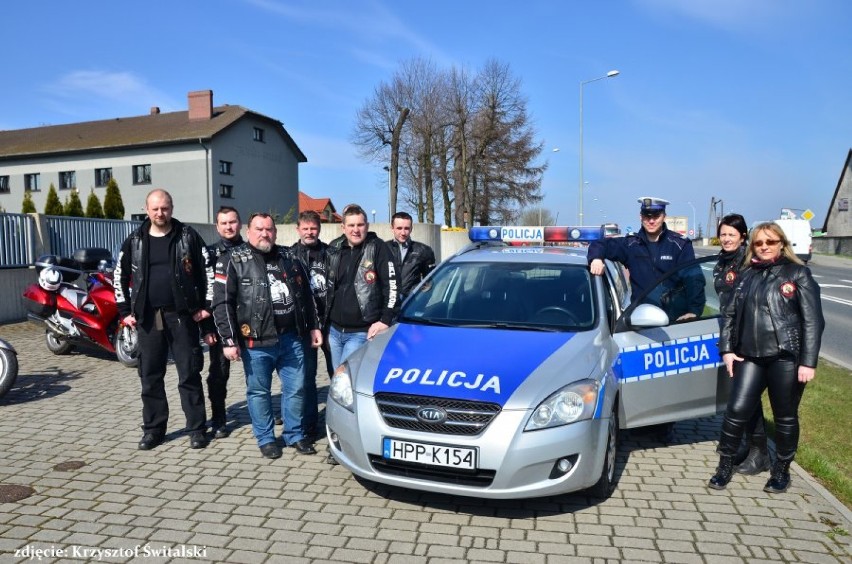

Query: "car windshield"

xmin=399 ymin=261 xmax=596 ymax=331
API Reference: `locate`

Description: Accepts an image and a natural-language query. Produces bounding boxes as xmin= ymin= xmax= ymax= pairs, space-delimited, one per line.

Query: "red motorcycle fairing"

xmin=55 ymin=273 xmax=117 ymax=352
xmin=24 ymin=248 xmax=138 ymax=368
xmin=23 ymin=285 xmax=57 ymax=318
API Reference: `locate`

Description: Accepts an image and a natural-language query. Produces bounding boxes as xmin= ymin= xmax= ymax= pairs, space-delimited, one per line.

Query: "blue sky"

xmin=3 ymin=0 xmax=850 ymax=233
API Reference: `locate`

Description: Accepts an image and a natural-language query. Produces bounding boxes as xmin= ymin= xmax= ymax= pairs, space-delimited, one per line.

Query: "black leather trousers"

xmin=718 ymin=355 xmax=806 ymax=462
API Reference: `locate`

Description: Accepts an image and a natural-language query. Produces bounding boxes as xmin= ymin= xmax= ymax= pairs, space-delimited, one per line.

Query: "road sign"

xmin=689 ymin=229 xmax=694 ymax=236
xmin=802 ymin=209 xmax=815 ymax=221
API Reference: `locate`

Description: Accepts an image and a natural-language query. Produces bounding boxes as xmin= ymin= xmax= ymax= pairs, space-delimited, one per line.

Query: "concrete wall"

xmin=0 ymin=267 xmax=37 ymax=322
xmin=812 ymin=236 xmax=852 ymax=256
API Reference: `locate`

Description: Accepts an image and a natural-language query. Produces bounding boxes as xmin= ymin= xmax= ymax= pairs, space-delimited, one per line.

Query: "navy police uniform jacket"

xmin=588 ymin=224 xmax=705 ymax=319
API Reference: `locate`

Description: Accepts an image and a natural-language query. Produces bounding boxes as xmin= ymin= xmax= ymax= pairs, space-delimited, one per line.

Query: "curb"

xmin=791 ymin=460 xmax=852 ymax=525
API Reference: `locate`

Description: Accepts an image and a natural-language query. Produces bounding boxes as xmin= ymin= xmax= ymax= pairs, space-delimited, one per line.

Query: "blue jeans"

xmin=241 ymin=332 xmax=305 ymax=447
xmin=328 ymin=326 xmax=368 ymax=371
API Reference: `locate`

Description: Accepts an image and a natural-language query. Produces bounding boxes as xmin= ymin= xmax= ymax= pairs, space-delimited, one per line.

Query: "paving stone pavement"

xmin=1 ymin=321 xmax=850 ymax=564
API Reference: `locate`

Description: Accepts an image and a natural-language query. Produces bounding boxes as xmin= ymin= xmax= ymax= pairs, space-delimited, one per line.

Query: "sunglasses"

xmin=641 ymin=211 xmax=663 ymax=219
xmin=753 ymin=239 xmax=781 ymax=247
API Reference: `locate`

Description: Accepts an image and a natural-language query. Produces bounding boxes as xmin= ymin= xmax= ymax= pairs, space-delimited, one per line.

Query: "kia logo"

xmin=416 ymin=406 xmax=447 ymax=424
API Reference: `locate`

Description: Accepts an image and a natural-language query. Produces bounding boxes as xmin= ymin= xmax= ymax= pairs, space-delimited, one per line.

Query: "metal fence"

xmin=0 ymin=213 xmax=36 ymax=268
xmin=45 ymin=216 xmax=142 ymax=259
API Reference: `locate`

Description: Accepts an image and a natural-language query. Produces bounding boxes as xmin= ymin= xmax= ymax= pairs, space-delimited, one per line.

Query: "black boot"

xmin=764 ymin=460 xmax=792 ymax=494
xmin=735 ymin=435 xmax=771 ymax=475
xmin=708 ymin=455 xmax=735 ymax=490
xmin=733 ymin=438 xmax=749 ymax=466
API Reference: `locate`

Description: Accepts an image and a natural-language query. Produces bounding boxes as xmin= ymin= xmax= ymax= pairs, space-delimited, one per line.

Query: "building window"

xmin=131 ymin=213 xmax=146 ymax=221
xmin=0 ymin=176 xmax=9 ymax=194
xmin=133 ymin=164 xmax=151 ymax=185
xmin=95 ymin=168 xmax=113 ymax=187
xmin=253 ymin=127 xmax=265 ymax=142
xmin=25 ymin=173 xmax=40 ymax=192
xmin=59 ymin=171 xmax=76 ymax=190
xmin=219 ymin=160 xmax=233 ymax=175
xmin=219 ymin=184 xmax=234 ymax=199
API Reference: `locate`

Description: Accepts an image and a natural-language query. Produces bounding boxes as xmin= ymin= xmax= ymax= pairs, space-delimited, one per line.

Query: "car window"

xmin=616 ymin=255 xmax=720 ymax=330
xmin=401 ymin=261 xmax=596 ymax=331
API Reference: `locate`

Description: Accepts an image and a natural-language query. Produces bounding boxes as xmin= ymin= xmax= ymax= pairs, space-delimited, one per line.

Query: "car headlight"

xmin=525 ymin=379 xmax=600 ymax=431
xmin=329 ymin=363 xmax=354 ymax=411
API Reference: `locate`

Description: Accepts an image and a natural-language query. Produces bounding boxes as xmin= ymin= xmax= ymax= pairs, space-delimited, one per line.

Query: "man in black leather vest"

xmin=325 ymin=205 xmax=399 ymax=369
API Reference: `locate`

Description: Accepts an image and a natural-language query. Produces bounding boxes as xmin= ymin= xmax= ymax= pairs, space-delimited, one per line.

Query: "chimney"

xmin=188 ymin=90 xmax=213 ymax=120
xmin=150 ymin=106 xmax=160 ymax=115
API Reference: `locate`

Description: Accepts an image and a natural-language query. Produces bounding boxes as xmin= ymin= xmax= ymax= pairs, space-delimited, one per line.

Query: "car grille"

xmin=374 ymin=392 xmax=501 ymax=435
xmin=368 ymin=455 xmax=496 ymax=487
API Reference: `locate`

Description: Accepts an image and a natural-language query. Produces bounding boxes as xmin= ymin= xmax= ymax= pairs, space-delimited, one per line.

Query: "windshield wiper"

xmin=454 ymin=322 xmax=561 ymax=332
xmin=398 ymin=317 xmax=456 ymax=327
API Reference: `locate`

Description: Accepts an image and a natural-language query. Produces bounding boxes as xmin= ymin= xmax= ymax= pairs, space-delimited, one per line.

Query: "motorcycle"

xmin=22 ymin=247 xmax=139 ymax=368
xmin=0 ymin=337 xmax=18 ymax=398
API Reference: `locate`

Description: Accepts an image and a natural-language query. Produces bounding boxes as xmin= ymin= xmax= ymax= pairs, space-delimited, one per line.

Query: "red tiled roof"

xmin=298 ymin=192 xmax=339 ymax=222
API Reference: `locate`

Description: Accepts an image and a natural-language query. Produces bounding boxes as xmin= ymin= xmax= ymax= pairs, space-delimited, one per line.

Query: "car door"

xmin=610 ymin=255 xmax=730 ymax=428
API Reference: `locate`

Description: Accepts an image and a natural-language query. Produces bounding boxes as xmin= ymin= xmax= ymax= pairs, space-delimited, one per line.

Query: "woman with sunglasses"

xmin=712 ymin=214 xmax=771 ymax=476
xmin=711 ymin=222 xmax=824 ymax=493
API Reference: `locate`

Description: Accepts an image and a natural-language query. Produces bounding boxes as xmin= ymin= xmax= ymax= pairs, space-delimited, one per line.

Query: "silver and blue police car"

xmin=326 ymin=226 xmax=727 ymax=499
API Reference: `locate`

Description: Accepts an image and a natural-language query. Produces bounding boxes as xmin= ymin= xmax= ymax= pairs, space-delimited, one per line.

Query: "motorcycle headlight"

xmin=329 ymin=363 xmax=354 ymax=412
xmin=525 ymin=379 xmax=600 ymax=431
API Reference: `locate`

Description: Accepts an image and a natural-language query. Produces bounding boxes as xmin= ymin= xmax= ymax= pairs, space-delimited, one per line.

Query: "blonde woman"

xmin=711 ymin=222 xmax=824 ymax=493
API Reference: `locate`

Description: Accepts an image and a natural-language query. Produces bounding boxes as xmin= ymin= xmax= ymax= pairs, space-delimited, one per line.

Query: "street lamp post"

xmin=579 ymin=70 xmax=619 ymax=224
xmin=383 ymin=165 xmax=391 ymax=221
xmin=371 ymin=209 xmax=377 ymax=223
xmin=686 ymin=201 xmax=696 ymax=239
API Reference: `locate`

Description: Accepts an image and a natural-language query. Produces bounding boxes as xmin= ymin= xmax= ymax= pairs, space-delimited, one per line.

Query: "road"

xmin=807 ymin=255 xmax=852 ymax=370
xmin=0 ymin=321 xmax=850 ymax=563
xmin=695 ymin=247 xmax=852 ymax=369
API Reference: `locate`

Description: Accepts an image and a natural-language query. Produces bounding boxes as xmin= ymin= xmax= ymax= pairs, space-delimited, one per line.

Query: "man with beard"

xmin=116 ymin=189 xmax=215 ymax=451
xmin=205 ymin=206 xmax=244 ymax=439
xmin=212 ymin=213 xmax=321 ymax=459
xmin=290 ymin=210 xmax=332 ymax=439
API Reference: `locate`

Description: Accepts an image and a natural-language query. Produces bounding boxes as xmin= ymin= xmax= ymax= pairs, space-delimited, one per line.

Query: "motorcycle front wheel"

xmin=45 ymin=330 xmax=73 ymax=355
xmin=0 ymin=347 xmax=19 ymax=398
xmin=114 ymin=327 xmax=139 ymax=368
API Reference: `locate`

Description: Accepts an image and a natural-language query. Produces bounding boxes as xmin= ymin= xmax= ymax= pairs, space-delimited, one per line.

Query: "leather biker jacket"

xmin=326 ymin=232 xmax=398 ymax=327
xmin=115 ymin=218 xmax=211 ymax=323
xmin=712 ymin=245 xmax=746 ymax=310
xmin=719 ymin=257 xmax=825 ymax=367
xmin=212 ymin=243 xmax=319 ymax=349
xmin=386 ymin=238 xmax=436 ymax=299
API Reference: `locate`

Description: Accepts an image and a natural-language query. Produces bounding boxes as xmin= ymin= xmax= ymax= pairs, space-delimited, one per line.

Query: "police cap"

xmin=638 ymin=196 xmax=670 ymax=215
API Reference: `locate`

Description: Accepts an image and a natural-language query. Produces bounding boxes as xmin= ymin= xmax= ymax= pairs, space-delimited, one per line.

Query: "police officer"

xmin=588 ymin=196 xmax=705 ymax=443
xmin=588 ymin=196 xmax=704 ymax=322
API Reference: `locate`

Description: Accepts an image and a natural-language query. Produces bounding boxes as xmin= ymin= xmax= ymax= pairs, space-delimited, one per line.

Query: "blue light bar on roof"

xmin=469 ymin=225 xmax=604 ymax=243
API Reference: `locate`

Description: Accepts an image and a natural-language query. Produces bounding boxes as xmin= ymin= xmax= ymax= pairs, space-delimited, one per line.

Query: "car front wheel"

xmin=588 ymin=407 xmax=618 ymax=499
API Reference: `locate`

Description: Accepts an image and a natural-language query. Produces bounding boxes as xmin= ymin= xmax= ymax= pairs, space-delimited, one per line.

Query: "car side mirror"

xmin=627 ymin=304 xmax=670 ymax=328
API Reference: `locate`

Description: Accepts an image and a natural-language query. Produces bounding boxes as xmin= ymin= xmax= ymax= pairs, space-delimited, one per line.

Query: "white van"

xmin=755 ymin=219 xmax=812 ymax=263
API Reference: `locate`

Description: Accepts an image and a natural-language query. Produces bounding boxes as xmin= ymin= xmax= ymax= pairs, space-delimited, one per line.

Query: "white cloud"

xmin=243 ymin=0 xmax=453 ymax=69
xmin=634 ymin=0 xmax=804 ymax=34
xmin=43 ymin=70 xmax=180 ymax=119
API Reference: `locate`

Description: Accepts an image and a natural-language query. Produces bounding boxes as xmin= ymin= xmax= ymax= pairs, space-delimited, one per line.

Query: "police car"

xmin=326 ymin=225 xmax=727 ymax=499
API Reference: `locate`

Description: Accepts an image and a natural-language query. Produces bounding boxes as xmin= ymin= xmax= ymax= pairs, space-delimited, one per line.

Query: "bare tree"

xmin=353 ymin=57 xmax=545 ymax=227
xmin=519 ymin=207 xmax=556 ymax=226
xmin=352 ymin=78 xmax=410 ymax=216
